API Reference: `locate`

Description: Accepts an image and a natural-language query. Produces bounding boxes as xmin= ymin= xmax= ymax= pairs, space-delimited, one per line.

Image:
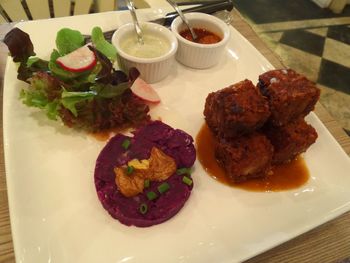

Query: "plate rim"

xmin=3 ymin=8 xmax=350 ymax=263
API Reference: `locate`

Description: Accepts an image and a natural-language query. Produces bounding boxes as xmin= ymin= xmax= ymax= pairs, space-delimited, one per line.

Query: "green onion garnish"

xmin=176 ymin=167 xmax=191 ymax=175
xmin=139 ymin=203 xmax=148 ymax=214
xmin=147 ymin=191 xmax=157 ymax=201
xmin=182 ymin=176 xmax=193 ymax=186
xmin=158 ymin=182 xmax=170 ymax=194
xmin=126 ymin=166 xmax=134 ymax=175
xmin=121 ymin=139 xmax=131 ymax=150
xmin=144 ymin=179 xmax=150 ymax=188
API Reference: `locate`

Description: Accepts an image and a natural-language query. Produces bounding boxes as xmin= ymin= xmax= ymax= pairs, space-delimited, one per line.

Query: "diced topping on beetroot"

xmin=114 ymin=167 xmax=144 ymax=197
xmin=114 ymin=147 xmax=176 ymax=198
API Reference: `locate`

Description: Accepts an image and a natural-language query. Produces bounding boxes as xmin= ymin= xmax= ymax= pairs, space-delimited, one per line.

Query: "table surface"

xmin=0 ymin=9 xmax=350 ymax=263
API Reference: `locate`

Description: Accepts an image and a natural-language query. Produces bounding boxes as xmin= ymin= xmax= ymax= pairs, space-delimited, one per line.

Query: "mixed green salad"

xmin=4 ymin=27 xmax=152 ymax=132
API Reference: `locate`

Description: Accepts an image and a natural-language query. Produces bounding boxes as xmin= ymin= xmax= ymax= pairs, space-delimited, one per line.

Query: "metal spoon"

xmin=125 ymin=0 xmax=144 ymax=45
xmin=166 ymin=0 xmax=198 ymax=42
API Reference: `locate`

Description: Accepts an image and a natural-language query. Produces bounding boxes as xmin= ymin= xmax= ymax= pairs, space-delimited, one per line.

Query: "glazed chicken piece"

xmin=215 ymin=132 xmax=274 ymax=183
xmin=263 ymin=118 xmax=318 ymax=164
xmin=257 ymin=69 xmax=320 ymax=126
xmin=204 ymin=79 xmax=270 ymax=139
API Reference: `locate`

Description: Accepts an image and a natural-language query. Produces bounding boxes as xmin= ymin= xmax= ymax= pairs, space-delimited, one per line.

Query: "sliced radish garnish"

xmin=56 ymin=45 xmax=96 ymax=72
xmin=130 ymin=77 xmax=161 ymax=103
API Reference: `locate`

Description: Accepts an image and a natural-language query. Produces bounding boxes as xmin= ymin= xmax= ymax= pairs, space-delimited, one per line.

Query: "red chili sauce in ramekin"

xmin=179 ymin=28 xmax=222 ymax=44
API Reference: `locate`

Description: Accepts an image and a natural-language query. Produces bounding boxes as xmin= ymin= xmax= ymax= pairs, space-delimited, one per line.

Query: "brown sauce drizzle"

xmin=196 ymin=123 xmax=309 ymax=192
xmin=90 ymin=127 xmax=126 ymax=141
xmin=91 ymin=130 xmax=113 ymax=141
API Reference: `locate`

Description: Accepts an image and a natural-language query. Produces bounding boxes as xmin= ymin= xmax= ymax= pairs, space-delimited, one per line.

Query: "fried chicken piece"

xmin=204 ymin=79 xmax=270 ymax=138
xmin=257 ymin=69 xmax=320 ymax=126
xmin=215 ymin=132 xmax=274 ymax=183
xmin=263 ymin=118 xmax=318 ymax=164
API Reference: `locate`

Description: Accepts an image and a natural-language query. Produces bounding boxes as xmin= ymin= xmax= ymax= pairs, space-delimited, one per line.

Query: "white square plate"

xmin=4 ymin=9 xmax=350 ymax=263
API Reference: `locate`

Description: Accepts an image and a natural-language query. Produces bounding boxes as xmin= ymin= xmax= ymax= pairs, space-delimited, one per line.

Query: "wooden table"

xmin=0 ymin=9 xmax=349 ymax=263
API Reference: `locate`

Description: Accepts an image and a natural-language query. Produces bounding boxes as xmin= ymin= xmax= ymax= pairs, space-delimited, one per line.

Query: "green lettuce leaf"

xmin=61 ymin=90 xmax=96 ymax=117
xmin=27 ymin=56 xmax=40 ymax=67
xmin=56 ymin=28 xmax=84 ymax=55
xmin=20 ymin=72 xmax=62 ymax=120
xmin=91 ymin=27 xmax=117 ymax=60
xmin=90 ymin=82 xmax=129 ymax=98
xmin=60 ymin=80 xmax=130 ymax=116
xmin=20 ymin=88 xmax=49 ymax=108
xmin=20 ymin=89 xmax=60 ymax=120
xmin=45 ymin=101 xmax=60 ymax=120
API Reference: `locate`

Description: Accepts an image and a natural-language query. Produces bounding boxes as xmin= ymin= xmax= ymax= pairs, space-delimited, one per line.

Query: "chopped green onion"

xmin=182 ymin=176 xmax=193 ymax=186
xmin=176 ymin=167 xmax=191 ymax=175
xmin=144 ymin=179 xmax=150 ymax=188
xmin=139 ymin=203 xmax=148 ymax=214
xmin=126 ymin=166 xmax=134 ymax=175
xmin=147 ymin=191 xmax=157 ymax=201
xmin=158 ymin=182 xmax=170 ymax=194
xmin=121 ymin=139 xmax=131 ymax=150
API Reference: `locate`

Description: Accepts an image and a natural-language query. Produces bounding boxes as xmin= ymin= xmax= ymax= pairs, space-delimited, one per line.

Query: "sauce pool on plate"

xmin=180 ymin=28 xmax=222 ymax=44
xmin=196 ymin=123 xmax=309 ymax=191
xmin=90 ymin=127 xmax=128 ymax=141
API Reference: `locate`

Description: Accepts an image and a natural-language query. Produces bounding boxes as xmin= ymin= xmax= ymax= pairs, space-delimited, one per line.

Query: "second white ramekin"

xmin=171 ymin=13 xmax=230 ymax=69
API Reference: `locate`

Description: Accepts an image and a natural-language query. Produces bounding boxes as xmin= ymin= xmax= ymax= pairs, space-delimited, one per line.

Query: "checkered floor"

xmin=235 ymin=0 xmax=350 ymax=135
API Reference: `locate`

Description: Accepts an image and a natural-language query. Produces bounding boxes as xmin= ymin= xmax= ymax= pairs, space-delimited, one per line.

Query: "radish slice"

xmin=56 ymin=45 xmax=96 ymax=72
xmin=130 ymin=77 xmax=161 ymax=103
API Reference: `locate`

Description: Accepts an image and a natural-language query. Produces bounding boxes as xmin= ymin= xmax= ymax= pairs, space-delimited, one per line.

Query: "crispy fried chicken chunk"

xmin=215 ymin=132 xmax=274 ymax=183
xmin=263 ymin=118 xmax=318 ymax=164
xmin=258 ymin=69 xmax=320 ymax=126
xmin=204 ymin=79 xmax=270 ymax=138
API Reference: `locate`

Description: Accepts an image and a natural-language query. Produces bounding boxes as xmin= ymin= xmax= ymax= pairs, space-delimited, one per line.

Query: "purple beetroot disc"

xmin=94 ymin=121 xmax=196 ymax=227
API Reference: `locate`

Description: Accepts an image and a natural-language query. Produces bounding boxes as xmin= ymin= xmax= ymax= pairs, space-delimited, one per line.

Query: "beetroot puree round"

xmin=94 ymin=121 xmax=196 ymax=227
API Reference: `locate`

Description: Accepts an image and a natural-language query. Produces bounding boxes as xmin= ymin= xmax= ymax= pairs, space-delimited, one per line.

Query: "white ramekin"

xmin=171 ymin=13 xmax=230 ymax=69
xmin=112 ymin=22 xmax=178 ymax=83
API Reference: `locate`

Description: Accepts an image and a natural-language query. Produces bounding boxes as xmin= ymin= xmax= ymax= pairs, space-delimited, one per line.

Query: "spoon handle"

xmin=126 ymin=0 xmax=144 ymax=45
xmin=166 ymin=0 xmax=198 ymax=41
